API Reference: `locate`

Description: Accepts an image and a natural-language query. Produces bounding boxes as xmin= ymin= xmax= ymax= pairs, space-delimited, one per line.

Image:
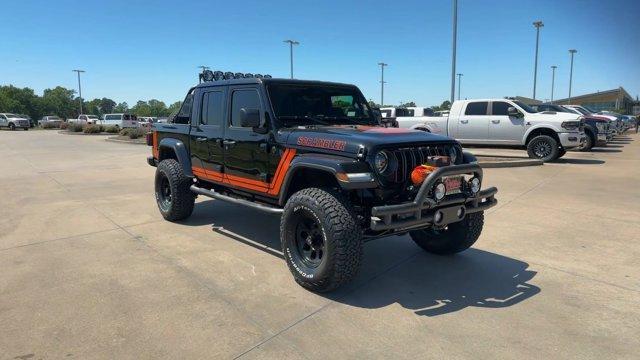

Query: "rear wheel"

xmin=155 ymin=159 xmax=195 ymax=221
xmin=9 ymin=123 xmax=16 ymax=131
xmin=527 ymin=135 xmax=560 ymax=162
xmin=280 ymin=188 xmax=362 ymax=292
xmin=410 ymin=212 xmax=484 ymax=255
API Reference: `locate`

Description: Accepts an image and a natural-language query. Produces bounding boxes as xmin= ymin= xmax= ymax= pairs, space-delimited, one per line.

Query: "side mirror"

xmin=507 ymin=107 xmax=521 ymax=117
xmin=240 ymin=108 xmax=261 ymax=128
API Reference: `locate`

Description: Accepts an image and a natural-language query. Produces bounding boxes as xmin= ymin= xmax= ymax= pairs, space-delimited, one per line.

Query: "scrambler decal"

xmin=297 ymin=136 xmax=347 ymax=151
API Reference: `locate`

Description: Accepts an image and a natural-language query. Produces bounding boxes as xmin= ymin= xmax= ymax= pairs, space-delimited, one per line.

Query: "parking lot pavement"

xmin=1 ymin=130 xmax=639 ymax=359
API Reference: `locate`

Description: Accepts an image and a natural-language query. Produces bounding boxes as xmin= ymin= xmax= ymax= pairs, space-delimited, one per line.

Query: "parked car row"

xmin=381 ymin=99 xmax=636 ymax=162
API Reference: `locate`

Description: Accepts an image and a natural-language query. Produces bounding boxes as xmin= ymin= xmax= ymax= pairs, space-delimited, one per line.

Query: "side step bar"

xmin=190 ymin=185 xmax=284 ymax=214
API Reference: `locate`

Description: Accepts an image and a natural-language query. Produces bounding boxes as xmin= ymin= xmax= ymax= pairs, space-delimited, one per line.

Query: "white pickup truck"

xmin=414 ymin=99 xmax=586 ymax=162
xmin=68 ymin=114 xmax=101 ymax=124
xmin=380 ymin=106 xmax=444 ymax=130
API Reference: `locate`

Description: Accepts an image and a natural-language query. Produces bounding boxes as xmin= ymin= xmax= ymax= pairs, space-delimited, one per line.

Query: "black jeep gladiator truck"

xmin=147 ymin=71 xmax=497 ymax=292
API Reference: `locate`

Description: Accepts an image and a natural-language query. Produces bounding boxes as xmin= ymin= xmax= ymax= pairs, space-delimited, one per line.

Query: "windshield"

xmin=582 ymin=106 xmax=597 ymax=113
xmin=87 ymin=115 xmax=98 ymax=119
xmin=6 ymin=114 xmax=19 ymax=118
xmin=513 ymin=101 xmax=536 ymax=113
xmin=48 ymin=116 xmax=60 ymax=120
xmin=573 ymin=107 xmax=590 ymax=116
xmin=267 ymin=84 xmax=375 ymax=127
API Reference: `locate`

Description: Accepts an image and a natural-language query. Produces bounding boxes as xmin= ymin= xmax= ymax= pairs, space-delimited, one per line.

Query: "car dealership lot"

xmin=1 ymin=131 xmax=638 ymax=359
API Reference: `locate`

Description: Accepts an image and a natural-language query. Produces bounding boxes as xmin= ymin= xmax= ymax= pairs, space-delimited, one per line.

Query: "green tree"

xmin=113 ymin=102 xmax=129 ymax=113
xmin=399 ymin=101 xmax=416 ymax=107
xmin=99 ymin=98 xmax=116 ymax=114
xmin=0 ymin=85 xmax=41 ymax=119
xmin=41 ymin=86 xmax=76 ymax=119
xmin=167 ymin=101 xmax=182 ymax=116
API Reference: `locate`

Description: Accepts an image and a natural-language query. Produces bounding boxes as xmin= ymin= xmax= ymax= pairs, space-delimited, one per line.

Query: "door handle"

xmin=491 ymin=120 xmax=500 ymax=124
xmin=460 ymin=120 xmax=469 ymax=124
xmin=195 ymin=137 xmax=207 ymax=142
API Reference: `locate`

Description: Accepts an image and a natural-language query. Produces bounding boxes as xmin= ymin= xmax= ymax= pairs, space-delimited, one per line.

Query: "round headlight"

xmin=434 ymin=182 xmax=446 ymax=201
xmin=448 ymin=146 xmax=458 ymax=164
xmin=470 ymin=177 xmax=480 ymax=194
xmin=374 ymin=151 xmax=389 ymax=174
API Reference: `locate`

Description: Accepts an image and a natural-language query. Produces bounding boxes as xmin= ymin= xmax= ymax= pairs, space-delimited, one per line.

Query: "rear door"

xmin=190 ymin=87 xmax=226 ymax=178
xmin=457 ymin=101 xmax=489 ymax=143
xmin=488 ymin=101 xmax=525 ymax=144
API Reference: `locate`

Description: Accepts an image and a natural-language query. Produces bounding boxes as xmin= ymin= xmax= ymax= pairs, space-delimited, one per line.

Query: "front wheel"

xmin=23 ymin=127 xmax=29 ymax=131
xmin=579 ymin=133 xmax=594 ymax=152
xmin=280 ymin=188 xmax=363 ymax=292
xmin=527 ymin=135 xmax=560 ymax=162
xmin=409 ymin=212 xmax=484 ymax=255
xmin=155 ymin=159 xmax=195 ymax=221
xmin=9 ymin=123 xmax=16 ymax=131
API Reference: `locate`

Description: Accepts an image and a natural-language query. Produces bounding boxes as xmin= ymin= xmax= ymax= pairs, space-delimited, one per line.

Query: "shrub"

xmin=127 ymin=128 xmax=147 ymax=139
xmin=67 ymin=122 xmax=84 ymax=132
xmin=41 ymin=122 xmax=61 ymax=129
xmin=83 ymin=124 xmax=104 ymax=134
xmin=104 ymin=125 xmax=119 ymax=133
xmin=59 ymin=122 xmax=69 ymax=130
xmin=119 ymin=128 xmax=133 ymax=136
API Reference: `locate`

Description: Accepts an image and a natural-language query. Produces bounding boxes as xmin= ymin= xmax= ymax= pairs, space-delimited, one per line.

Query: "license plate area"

xmin=442 ymin=175 xmax=463 ymax=195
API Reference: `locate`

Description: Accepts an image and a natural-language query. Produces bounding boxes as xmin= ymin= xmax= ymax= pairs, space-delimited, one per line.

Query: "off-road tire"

xmin=527 ymin=135 xmax=560 ymax=162
xmin=579 ymin=132 xmax=594 ymax=152
xmin=24 ymin=127 xmax=29 ymax=131
xmin=9 ymin=123 xmax=16 ymax=131
xmin=409 ymin=212 xmax=484 ymax=255
xmin=155 ymin=159 xmax=195 ymax=221
xmin=280 ymin=187 xmax=363 ymax=292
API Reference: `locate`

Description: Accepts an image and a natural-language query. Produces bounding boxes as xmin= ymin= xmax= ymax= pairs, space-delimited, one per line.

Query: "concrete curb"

xmin=476 ymin=156 xmax=543 ymax=168
xmin=58 ymin=131 xmax=112 ymax=136
xmin=105 ymin=137 xmax=146 ymax=145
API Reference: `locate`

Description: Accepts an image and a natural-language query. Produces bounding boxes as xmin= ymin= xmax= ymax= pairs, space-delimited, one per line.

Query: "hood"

xmin=528 ymin=111 xmax=580 ymax=122
xmin=279 ymin=125 xmax=456 ymax=155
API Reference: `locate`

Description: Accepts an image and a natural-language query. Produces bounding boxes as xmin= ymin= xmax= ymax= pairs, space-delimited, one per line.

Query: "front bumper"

xmin=558 ymin=132 xmax=586 ymax=149
xmin=370 ymin=163 xmax=497 ymax=231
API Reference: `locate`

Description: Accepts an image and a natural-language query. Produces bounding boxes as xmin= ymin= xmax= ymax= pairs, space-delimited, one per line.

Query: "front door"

xmin=457 ymin=101 xmax=489 ymax=143
xmin=223 ymin=86 xmax=272 ymax=191
xmin=0 ymin=115 xmax=7 ymax=127
xmin=488 ymin=101 xmax=525 ymax=144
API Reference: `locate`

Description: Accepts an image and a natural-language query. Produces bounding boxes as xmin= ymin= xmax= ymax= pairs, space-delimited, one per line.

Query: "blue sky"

xmin=2 ymin=0 xmax=639 ymax=106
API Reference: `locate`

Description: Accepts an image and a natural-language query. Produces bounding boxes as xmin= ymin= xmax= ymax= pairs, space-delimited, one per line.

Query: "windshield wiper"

xmin=279 ymin=115 xmax=332 ymax=126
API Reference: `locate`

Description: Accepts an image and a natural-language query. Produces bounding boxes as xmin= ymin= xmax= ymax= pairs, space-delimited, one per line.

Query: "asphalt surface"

xmin=1 ymin=130 xmax=638 ymax=359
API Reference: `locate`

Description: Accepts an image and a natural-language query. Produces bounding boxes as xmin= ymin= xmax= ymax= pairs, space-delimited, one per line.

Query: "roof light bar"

xmin=199 ymin=70 xmax=273 ymax=82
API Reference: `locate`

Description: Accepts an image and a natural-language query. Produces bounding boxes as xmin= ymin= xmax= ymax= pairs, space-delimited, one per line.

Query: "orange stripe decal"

xmin=152 ymin=131 xmax=159 ymax=158
xmin=191 ymin=148 xmax=296 ymax=197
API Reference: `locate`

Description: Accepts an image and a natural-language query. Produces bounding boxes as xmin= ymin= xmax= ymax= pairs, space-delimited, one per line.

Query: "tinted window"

xmin=491 ymin=101 xmax=511 ymax=116
xmin=465 ymin=102 xmax=488 ymax=115
xmin=230 ymin=89 xmax=260 ymax=127
xmin=201 ymin=91 xmax=224 ymax=126
xmin=396 ymin=108 xmax=414 ymax=117
xmin=105 ymin=115 xmax=121 ymax=120
xmin=423 ymin=108 xmax=434 ymax=116
xmin=380 ymin=110 xmax=392 ymax=118
xmin=175 ymin=91 xmax=194 ymax=124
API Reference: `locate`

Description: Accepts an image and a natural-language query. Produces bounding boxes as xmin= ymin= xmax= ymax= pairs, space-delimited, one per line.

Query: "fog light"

xmin=434 ymin=211 xmax=443 ymax=223
xmin=469 ymin=177 xmax=480 ymax=194
xmin=434 ymin=182 xmax=446 ymax=201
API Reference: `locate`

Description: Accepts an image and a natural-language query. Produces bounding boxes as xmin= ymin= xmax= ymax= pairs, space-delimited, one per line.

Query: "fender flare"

xmin=277 ymin=153 xmax=374 ymax=205
xmin=158 ymin=137 xmax=193 ymax=177
xmin=522 ymin=125 xmax=561 ymax=145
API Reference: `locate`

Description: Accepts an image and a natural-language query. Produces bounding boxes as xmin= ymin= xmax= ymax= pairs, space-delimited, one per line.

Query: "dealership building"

xmin=554 ymin=87 xmax=636 ymax=113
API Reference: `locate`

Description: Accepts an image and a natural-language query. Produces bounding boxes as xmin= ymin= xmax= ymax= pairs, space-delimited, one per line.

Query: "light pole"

xmin=378 ymin=62 xmax=388 ymax=106
xmin=72 ymin=69 xmax=85 ymax=115
xmin=550 ymin=65 xmax=557 ymax=104
xmin=283 ymin=40 xmax=299 ymax=79
xmin=532 ymin=21 xmax=544 ymax=100
xmin=568 ymin=49 xmax=577 ymax=103
xmin=450 ymin=0 xmax=458 ymax=104
xmin=456 ymin=73 xmax=463 ymax=100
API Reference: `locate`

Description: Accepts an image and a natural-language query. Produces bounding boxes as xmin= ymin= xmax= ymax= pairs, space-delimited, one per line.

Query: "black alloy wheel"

xmin=294 ymin=214 xmax=326 ymax=268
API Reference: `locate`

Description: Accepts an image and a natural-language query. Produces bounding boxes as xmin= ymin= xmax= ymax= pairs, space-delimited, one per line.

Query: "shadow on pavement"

xmin=589 ymin=149 xmax=622 ymax=153
xmin=184 ymin=200 xmax=540 ymax=317
xmin=553 ymin=158 xmax=606 ymax=164
xmin=332 ymin=248 xmax=540 ymax=317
